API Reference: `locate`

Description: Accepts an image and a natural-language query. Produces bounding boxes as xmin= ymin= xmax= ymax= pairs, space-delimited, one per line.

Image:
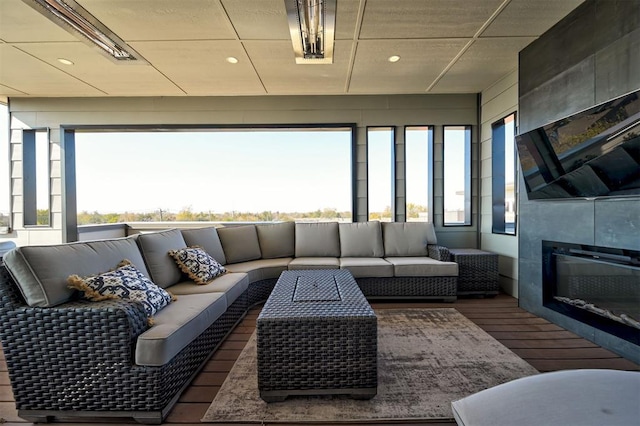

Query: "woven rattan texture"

xmin=356 ymin=276 xmax=457 ymax=299
xmin=427 ymin=244 xmax=451 ymax=261
xmin=0 ymin=264 xmax=247 ymax=418
xmin=449 ymin=250 xmax=499 ymax=293
xmin=248 ymin=278 xmax=277 ymax=306
xmin=258 ymin=270 xmax=374 ymax=319
xmin=257 ymin=270 xmax=377 ymax=395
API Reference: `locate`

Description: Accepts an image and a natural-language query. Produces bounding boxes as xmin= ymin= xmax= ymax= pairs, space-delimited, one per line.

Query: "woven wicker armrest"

xmin=0 ymin=265 xmax=149 ymax=366
xmin=1 ymin=299 xmax=149 ymax=365
xmin=427 ymin=244 xmax=451 ymax=261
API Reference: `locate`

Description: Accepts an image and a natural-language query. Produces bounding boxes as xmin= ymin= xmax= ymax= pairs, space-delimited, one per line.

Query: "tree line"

xmin=77 ymin=207 xmax=353 ymax=225
xmin=29 ymin=204 xmax=429 ymax=226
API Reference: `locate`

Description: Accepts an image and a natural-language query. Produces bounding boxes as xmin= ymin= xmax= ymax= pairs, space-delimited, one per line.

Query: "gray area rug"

xmin=202 ymin=308 xmax=539 ymax=423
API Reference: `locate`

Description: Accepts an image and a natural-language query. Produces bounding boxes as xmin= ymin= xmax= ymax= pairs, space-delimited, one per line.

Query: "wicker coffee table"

xmin=256 ymin=269 xmax=378 ymax=402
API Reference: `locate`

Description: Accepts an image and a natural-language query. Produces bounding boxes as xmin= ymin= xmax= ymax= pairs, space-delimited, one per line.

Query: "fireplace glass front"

xmin=542 ymin=241 xmax=640 ymax=345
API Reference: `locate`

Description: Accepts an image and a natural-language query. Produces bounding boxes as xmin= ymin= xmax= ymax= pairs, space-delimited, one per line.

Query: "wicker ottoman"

xmin=449 ymin=248 xmax=499 ymax=296
xmin=256 ymin=269 xmax=377 ymax=402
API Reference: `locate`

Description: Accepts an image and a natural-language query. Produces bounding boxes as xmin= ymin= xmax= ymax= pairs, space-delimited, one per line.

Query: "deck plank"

xmin=528 ymin=358 xmax=640 ymax=372
xmin=477 ymin=323 xmax=564 ymax=332
xmin=511 ymin=347 xmax=623 ymax=359
xmin=501 ymin=339 xmax=599 ymax=349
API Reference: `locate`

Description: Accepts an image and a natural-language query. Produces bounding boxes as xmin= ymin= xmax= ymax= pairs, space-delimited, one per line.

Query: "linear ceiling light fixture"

xmin=285 ymin=0 xmax=336 ymax=64
xmin=23 ymin=0 xmax=146 ymax=63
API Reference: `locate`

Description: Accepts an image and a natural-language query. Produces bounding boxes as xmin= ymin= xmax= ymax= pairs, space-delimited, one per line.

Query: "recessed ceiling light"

xmin=388 ymin=55 xmax=401 ymax=63
xmin=226 ymin=57 xmax=239 ymax=64
xmin=57 ymin=58 xmax=74 ymax=65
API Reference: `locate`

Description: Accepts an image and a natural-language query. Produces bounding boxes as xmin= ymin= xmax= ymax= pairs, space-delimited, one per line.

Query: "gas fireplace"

xmin=542 ymin=241 xmax=640 ymax=345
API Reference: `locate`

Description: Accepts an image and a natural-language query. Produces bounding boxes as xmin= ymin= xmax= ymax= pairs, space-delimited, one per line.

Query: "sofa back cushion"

xmin=339 ymin=221 xmax=384 ymax=257
xmin=217 ymin=225 xmax=262 ymax=264
xmin=295 ymin=222 xmax=340 ymax=257
xmin=136 ymin=228 xmax=187 ymax=288
xmin=3 ymin=236 xmax=149 ymax=307
xmin=382 ymin=222 xmax=438 ymax=257
xmin=256 ymin=222 xmax=295 ymax=259
xmin=181 ymin=227 xmax=227 ymax=265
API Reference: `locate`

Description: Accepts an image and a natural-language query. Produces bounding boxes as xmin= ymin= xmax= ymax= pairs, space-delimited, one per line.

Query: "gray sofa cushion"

xmin=136 ymin=229 xmax=187 ymax=288
xmin=385 ymin=257 xmax=458 ymax=277
xmin=382 ymin=222 xmax=438 ymax=257
xmin=135 ymin=292 xmax=227 ymax=366
xmin=224 ymin=258 xmax=292 ymax=283
xmin=180 ymin=227 xmax=227 ymax=265
xmin=168 ymin=272 xmax=249 ymax=305
xmin=3 ymin=236 xmax=148 ymax=307
xmin=288 ymin=257 xmax=340 ymax=269
xmin=256 ymin=222 xmax=295 ymax=259
xmin=339 ymin=221 xmax=384 ymax=257
xmin=295 ymin=222 xmax=340 ymax=257
xmin=217 ymin=225 xmax=262 ymax=264
xmin=339 ymin=257 xmax=394 ymax=278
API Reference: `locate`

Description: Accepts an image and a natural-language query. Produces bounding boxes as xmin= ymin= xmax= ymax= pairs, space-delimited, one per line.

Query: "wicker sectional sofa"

xmin=0 ymin=221 xmax=458 ymax=424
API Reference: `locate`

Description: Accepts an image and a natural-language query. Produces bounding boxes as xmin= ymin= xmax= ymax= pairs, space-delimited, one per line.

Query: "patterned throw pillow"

xmin=168 ymin=246 xmax=226 ymax=285
xmin=67 ymin=260 xmax=174 ymax=322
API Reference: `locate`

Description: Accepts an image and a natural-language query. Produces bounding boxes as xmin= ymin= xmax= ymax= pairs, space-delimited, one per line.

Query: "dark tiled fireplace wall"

xmin=517 ymin=0 xmax=640 ymax=363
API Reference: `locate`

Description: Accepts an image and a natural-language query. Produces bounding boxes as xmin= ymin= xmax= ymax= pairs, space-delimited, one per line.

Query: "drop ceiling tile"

xmin=0 ymin=83 xmax=27 ymax=96
xmin=222 ymin=0 xmax=361 ymax=41
xmin=359 ymin=0 xmax=504 ymax=39
xmin=0 ymin=0 xmax=597 ymax=98
xmin=431 ymin=37 xmax=536 ymax=93
xmin=0 ymin=45 xmax=103 ymax=96
xmin=349 ymin=39 xmax=468 ymax=94
xmin=0 ymin=0 xmax=78 ymax=42
xmin=221 ymin=0 xmax=289 ymax=40
xmin=244 ymin=40 xmax=352 ymax=94
xmin=14 ymin=42 xmax=184 ymax=96
xmin=335 ymin=0 xmax=361 ymax=40
xmin=77 ymin=0 xmax=236 ymax=41
xmin=130 ymin=40 xmax=265 ymax=95
xmin=482 ymin=0 xmax=585 ymax=37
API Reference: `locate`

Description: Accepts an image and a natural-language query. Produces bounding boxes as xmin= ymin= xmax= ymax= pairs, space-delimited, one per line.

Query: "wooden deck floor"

xmin=1 ymin=294 xmax=638 ymax=425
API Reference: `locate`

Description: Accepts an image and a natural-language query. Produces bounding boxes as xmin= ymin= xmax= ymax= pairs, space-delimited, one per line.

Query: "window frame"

xmin=0 ymin=102 xmax=10 ymax=232
xmin=442 ymin=125 xmax=472 ymax=226
xmin=404 ymin=125 xmax=434 ymax=223
xmin=491 ymin=113 xmax=518 ymax=235
xmin=23 ymin=128 xmax=51 ymax=227
xmin=366 ymin=126 xmax=395 ymax=222
xmin=62 ymin=123 xmax=357 ymax=242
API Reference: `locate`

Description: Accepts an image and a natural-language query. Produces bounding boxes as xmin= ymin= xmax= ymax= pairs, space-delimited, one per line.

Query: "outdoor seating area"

xmin=2 ymin=220 xmax=636 ymax=424
xmin=4 ymin=294 xmax=638 ymax=425
xmin=0 ymin=221 xmax=464 ymax=423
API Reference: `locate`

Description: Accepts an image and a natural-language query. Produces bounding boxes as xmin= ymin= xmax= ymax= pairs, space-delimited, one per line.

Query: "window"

xmin=443 ymin=125 xmax=471 ymax=226
xmin=23 ymin=128 xmax=50 ymax=226
xmin=0 ymin=103 xmax=9 ymax=231
xmin=405 ymin=126 xmax=433 ymax=222
xmin=72 ymin=126 xmax=354 ymax=225
xmin=492 ymin=113 xmax=517 ymax=235
xmin=367 ymin=127 xmax=394 ymax=221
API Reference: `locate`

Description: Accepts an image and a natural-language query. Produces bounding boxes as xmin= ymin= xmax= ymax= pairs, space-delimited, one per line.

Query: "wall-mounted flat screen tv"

xmin=516 ymin=89 xmax=640 ymax=200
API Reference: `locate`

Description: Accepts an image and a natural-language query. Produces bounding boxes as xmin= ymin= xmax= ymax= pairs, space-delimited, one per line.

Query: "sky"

xmin=74 ymin=129 xmax=353 ymax=214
